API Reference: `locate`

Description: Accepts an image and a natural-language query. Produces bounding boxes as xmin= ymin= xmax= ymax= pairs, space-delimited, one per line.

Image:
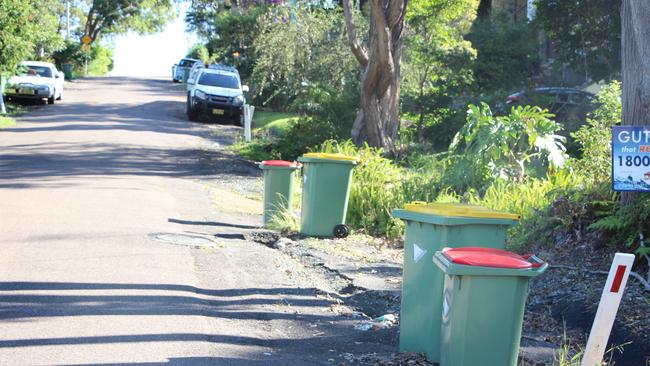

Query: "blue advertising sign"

xmin=612 ymin=126 xmax=650 ymax=192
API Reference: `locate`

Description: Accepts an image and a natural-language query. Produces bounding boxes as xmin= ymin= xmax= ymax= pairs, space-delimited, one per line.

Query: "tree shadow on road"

xmin=0 ymin=281 xmax=397 ymax=365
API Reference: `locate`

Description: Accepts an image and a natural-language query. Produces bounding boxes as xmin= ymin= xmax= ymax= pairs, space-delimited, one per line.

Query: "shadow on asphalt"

xmin=0 ymin=281 xmax=398 ymax=365
xmin=168 ymin=218 xmax=259 ymax=230
xmin=0 ymin=281 xmax=336 ymax=322
xmin=2 ymin=86 xmax=259 ymax=185
xmin=61 ymin=358 xmax=270 ymax=366
xmin=0 ymin=282 xmax=319 ymax=297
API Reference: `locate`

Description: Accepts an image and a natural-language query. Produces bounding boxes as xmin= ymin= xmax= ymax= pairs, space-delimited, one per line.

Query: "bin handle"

xmin=523 ymin=254 xmax=545 ymax=268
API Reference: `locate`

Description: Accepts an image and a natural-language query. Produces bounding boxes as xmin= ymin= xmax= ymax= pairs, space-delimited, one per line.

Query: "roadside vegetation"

xmin=0 ymin=115 xmax=15 ymax=129
xmin=191 ymin=2 xmax=645 ymax=268
xmin=195 ymin=10 xmax=650 ymax=357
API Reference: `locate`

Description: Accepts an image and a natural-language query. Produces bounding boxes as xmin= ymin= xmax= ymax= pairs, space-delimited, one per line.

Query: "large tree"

xmin=535 ymin=0 xmax=621 ymax=82
xmin=621 ymin=0 xmax=650 ymax=125
xmin=83 ymin=0 xmax=176 ymax=44
xmin=401 ymin=0 xmax=477 ymax=143
xmin=621 ymin=0 xmax=650 ymax=204
xmin=342 ymin=0 xmax=407 ymax=151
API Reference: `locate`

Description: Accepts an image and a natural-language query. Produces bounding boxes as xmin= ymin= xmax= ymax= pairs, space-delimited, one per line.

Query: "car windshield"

xmin=198 ymin=73 xmax=240 ymax=89
xmin=19 ymin=65 xmax=52 ymax=78
xmin=179 ymin=59 xmax=196 ymax=67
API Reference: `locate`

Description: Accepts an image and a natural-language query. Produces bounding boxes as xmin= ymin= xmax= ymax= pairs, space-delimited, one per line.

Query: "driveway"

xmin=0 ymin=77 xmax=394 ymax=365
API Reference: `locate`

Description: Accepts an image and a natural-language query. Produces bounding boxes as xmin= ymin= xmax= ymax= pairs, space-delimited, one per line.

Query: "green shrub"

xmin=86 ymin=44 xmax=113 ymax=76
xmin=233 ymin=116 xmax=338 ymax=161
xmin=251 ymin=7 xmax=359 ymax=111
xmin=186 ymin=43 xmax=210 ymax=63
xmin=462 ymin=170 xmax=583 ymax=248
xmin=450 ymin=103 xmax=567 ymax=183
xmin=52 ymin=41 xmax=113 ymax=76
xmin=571 ymin=81 xmax=621 ymax=184
xmin=466 ymin=19 xmax=539 ymax=92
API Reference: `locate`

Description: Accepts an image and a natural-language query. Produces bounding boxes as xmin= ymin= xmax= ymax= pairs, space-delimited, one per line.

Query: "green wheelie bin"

xmin=62 ymin=63 xmax=73 ymax=80
xmin=297 ymin=153 xmax=357 ymax=238
xmin=392 ymin=202 xmax=520 ymax=363
xmin=432 ymin=247 xmax=547 ymax=366
xmin=259 ymin=160 xmax=300 ymax=226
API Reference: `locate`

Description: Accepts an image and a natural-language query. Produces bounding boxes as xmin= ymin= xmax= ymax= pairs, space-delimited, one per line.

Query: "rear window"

xmin=19 ymin=65 xmax=52 ymax=78
xmin=198 ymin=72 xmax=240 ymax=89
xmin=179 ymin=59 xmax=196 ymax=67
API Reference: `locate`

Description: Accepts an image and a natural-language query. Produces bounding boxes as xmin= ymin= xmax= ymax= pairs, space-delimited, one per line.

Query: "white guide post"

xmin=580 ymin=253 xmax=636 ymax=366
xmin=244 ymin=105 xmax=254 ymax=142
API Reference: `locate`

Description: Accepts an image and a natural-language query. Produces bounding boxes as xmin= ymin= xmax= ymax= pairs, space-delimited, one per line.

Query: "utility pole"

xmin=65 ymin=0 xmax=70 ymax=40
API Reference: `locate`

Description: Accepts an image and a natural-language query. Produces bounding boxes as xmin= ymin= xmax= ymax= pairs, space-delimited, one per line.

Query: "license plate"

xmin=212 ymin=109 xmax=225 ymax=115
xmin=19 ymin=88 xmax=33 ymax=94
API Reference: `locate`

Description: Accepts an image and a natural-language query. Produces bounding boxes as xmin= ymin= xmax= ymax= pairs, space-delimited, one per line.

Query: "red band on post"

xmin=610 ymin=265 xmax=627 ymax=293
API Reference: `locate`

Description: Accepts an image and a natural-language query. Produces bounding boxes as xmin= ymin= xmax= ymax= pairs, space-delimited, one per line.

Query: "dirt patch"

xmin=208 ymin=185 xmax=263 ymax=215
xmin=524 ymin=243 xmax=650 ymax=366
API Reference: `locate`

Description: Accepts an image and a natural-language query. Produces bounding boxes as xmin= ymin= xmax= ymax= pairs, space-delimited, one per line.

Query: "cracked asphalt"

xmin=0 ymin=77 xmax=396 ymax=365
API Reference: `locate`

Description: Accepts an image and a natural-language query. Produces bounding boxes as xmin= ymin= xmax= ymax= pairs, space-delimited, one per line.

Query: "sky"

xmin=109 ymin=6 xmax=197 ymax=77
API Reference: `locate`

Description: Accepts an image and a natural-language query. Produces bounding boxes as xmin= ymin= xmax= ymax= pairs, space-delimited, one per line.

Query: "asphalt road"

xmin=0 ymin=77 xmax=393 ymax=365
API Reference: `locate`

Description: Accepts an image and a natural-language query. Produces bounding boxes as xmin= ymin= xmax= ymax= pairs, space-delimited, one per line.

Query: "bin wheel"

xmin=333 ymin=224 xmax=350 ymax=238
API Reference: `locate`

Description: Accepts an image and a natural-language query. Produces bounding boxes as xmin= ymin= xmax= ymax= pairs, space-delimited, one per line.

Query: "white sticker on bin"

xmin=413 ymin=243 xmax=426 ymax=263
xmin=443 ymin=294 xmax=450 ymax=319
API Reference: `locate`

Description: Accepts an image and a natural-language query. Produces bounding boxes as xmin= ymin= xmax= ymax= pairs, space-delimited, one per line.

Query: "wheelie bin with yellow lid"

xmin=297 ymin=153 xmax=357 ymax=238
xmin=258 ymin=160 xmax=301 ymax=227
xmin=392 ymin=202 xmax=520 ymax=363
xmin=433 ymin=247 xmax=547 ymax=366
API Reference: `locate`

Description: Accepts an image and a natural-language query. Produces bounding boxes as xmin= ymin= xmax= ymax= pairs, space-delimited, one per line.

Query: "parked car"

xmin=172 ymin=58 xmax=201 ymax=83
xmin=3 ymin=61 xmax=64 ymax=104
xmin=506 ymin=87 xmax=595 ymax=121
xmin=186 ymin=62 xmax=206 ymax=90
xmin=186 ymin=64 xmax=249 ymax=125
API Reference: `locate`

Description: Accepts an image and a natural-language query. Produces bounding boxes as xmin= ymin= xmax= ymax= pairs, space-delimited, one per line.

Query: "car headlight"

xmin=233 ymin=95 xmax=245 ymax=106
xmin=195 ymin=90 xmax=207 ymax=100
xmin=36 ymin=85 xmax=50 ymax=91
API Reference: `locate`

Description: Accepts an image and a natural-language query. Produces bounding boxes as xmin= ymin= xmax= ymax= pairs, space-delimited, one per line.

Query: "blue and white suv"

xmin=186 ymin=65 xmax=248 ymax=125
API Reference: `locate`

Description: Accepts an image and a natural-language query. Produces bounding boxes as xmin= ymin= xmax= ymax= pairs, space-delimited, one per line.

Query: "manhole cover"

xmin=149 ymin=233 xmax=216 ymax=247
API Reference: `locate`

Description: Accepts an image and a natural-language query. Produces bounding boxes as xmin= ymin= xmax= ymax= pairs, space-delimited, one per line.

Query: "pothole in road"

xmin=149 ymin=233 xmax=216 ymax=247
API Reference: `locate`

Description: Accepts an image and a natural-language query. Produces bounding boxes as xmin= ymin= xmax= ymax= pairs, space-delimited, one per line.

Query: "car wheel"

xmin=57 ymin=89 xmax=63 ymax=100
xmin=186 ymin=96 xmax=199 ymax=122
xmin=233 ymin=114 xmax=244 ymax=126
xmin=48 ymin=92 xmax=55 ymax=105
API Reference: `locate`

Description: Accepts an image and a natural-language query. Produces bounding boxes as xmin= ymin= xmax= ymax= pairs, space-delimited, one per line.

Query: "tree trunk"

xmin=621 ymin=0 xmax=650 ymax=203
xmin=343 ymin=0 xmax=406 ymax=152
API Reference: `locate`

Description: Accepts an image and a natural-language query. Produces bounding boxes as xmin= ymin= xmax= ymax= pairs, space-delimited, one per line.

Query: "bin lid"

xmin=402 ymin=201 xmax=520 ymax=220
xmin=302 ymin=152 xmax=358 ymax=162
xmin=261 ymin=160 xmax=298 ymax=167
xmin=442 ymin=247 xmax=533 ymax=269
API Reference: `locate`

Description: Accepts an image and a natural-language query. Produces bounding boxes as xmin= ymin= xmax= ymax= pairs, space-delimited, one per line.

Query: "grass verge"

xmin=0 ymin=115 xmax=16 ymax=129
xmin=253 ymin=111 xmax=299 ymax=134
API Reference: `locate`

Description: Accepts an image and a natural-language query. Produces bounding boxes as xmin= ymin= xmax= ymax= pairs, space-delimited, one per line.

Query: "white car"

xmin=172 ymin=58 xmax=201 ymax=83
xmin=186 ymin=65 xmax=249 ymax=125
xmin=3 ymin=61 xmax=64 ymax=104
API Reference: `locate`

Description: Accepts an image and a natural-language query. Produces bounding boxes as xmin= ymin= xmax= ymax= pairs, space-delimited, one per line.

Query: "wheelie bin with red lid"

xmin=392 ymin=202 xmax=520 ymax=362
xmin=258 ymin=160 xmax=300 ymax=226
xmin=432 ymin=247 xmax=547 ymax=366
